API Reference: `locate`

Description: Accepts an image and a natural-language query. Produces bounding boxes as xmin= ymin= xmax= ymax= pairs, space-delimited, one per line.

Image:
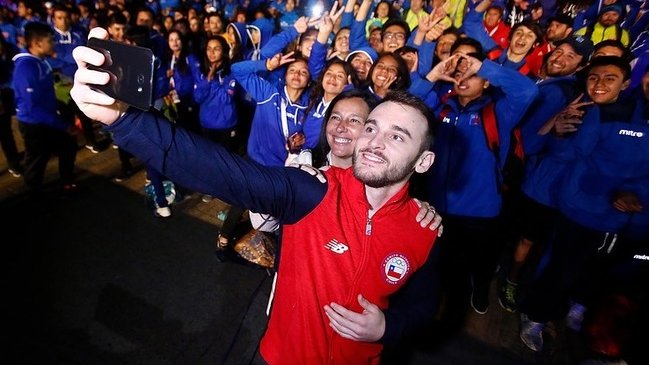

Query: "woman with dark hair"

xmin=194 ymin=35 xmax=238 ymax=151
xmin=329 ymin=26 xmax=351 ymax=61
xmin=297 ymin=58 xmax=354 ymax=162
xmin=164 ymin=29 xmax=200 ymax=132
xmin=365 ymin=52 xmax=411 ymax=99
xmin=311 ymin=89 xmax=378 ymax=168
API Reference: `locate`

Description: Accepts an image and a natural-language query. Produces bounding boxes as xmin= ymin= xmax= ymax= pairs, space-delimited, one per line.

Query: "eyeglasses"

xmin=383 ymin=32 xmax=406 ymax=41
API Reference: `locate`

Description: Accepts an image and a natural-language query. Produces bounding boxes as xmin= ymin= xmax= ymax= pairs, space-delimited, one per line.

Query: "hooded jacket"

xmin=246 ymin=17 xmax=275 ymax=60
xmin=227 ymin=22 xmax=251 ymax=61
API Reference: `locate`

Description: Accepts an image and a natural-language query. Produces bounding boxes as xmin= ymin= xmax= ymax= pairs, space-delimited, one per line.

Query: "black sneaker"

xmin=470 ymin=277 xmax=490 ymax=315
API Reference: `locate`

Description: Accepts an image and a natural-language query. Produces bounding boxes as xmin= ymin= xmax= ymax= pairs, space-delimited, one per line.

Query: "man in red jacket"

xmin=71 ymin=27 xmax=442 ymax=365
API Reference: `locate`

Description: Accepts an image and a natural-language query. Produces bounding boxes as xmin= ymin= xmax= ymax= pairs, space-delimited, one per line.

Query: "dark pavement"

xmin=1 ymin=125 xmax=640 ymax=365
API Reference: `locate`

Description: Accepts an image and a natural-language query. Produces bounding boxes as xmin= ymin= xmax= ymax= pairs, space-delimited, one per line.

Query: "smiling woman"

xmin=366 ymin=52 xmax=411 ymax=99
xmin=312 ymin=89 xmax=378 ymax=168
xmin=300 ymin=59 xmax=355 ymax=154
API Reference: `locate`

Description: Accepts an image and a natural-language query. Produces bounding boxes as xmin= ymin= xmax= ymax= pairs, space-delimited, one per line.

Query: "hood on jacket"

xmin=227 ymin=22 xmax=250 ymax=49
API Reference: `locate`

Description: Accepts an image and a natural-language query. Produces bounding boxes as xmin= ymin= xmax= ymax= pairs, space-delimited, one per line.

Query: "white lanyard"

xmin=280 ymin=97 xmax=290 ymax=139
xmin=313 ymin=98 xmax=330 ymax=118
xmin=169 ymin=55 xmax=176 ymax=89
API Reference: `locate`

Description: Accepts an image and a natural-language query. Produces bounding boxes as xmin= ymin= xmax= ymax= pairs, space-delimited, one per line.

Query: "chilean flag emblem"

xmin=383 ymin=253 xmax=410 ymax=285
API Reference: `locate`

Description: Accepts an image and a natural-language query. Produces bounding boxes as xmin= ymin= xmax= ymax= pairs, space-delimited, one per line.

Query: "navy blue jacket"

xmin=11 ymin=53 xmax=66 ymax=130
xmin=427 ymin=60 xmax=538 ymax=217
xmin=556 ymin=97 xmax=649 ymax=240
xmin=519 ymin=76 xmax=577 ymax=208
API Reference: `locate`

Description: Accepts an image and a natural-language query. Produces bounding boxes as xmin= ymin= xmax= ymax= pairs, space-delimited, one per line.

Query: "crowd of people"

xmin=1 ymin=0 xmax=648 ymax=364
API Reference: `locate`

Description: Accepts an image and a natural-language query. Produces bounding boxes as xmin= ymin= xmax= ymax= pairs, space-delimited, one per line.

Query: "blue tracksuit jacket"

xmin=49 ymin=27 xmax=85 ymax=79
xmin=11 ymin=53 xmax=67 ymax=130
xmin=519 ymin=76 xmax=578 ymax=208
xmin=427 ymin=60 xmax=538 ymax=217
xmin=556 ymin=96 xmax=649 ymax=240
xmin=232 ymin=59 xmax=310 ymax=166
xmin=193 ymin=69 xmax=238 ymax=131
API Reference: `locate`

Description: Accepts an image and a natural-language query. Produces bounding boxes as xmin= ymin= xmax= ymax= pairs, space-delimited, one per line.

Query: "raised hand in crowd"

xmin=426 ymin=53 xmax=462 ymax=84
xmin=455 ymin=52 xmax=484 ymax=82
xmin=474 ymin=0 xmax=492 ymax=13
xmin=265 ymin=51 xmax=297 ymax=72
xmin=293 ymin=16 xmax=312 ymax=34
xmin=538 ymin=93 xmax=594 ymax=136
xmin=327 ymin=0 xmax=345 ymax=26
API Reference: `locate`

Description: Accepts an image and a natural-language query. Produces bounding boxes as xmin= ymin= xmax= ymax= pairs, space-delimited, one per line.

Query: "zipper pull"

xmin=365 ymin=215 xmax=372 ymax=236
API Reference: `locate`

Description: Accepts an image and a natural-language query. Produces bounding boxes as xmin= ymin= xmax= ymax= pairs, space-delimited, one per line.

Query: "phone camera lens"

xmin=137 ymin=74 xmax=145 ymax=84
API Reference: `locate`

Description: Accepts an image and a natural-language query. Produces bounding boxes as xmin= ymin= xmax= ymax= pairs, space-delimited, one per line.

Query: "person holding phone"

xmin=71 ymin=29 xmax=442 ymax=363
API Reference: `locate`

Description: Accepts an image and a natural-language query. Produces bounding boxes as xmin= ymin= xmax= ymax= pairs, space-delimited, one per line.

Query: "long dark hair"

xmin=368 ymin=52 xmax=411 ymax=92
xmin=311 ymin=89 xmax=379 ymax=168
xmin=303 ymin=59 xmax=354 ymax=123
xmin=200 ymin=35 xmax=231 ymax=77
xmin=166 ymin=29 xmax=190 ymax=75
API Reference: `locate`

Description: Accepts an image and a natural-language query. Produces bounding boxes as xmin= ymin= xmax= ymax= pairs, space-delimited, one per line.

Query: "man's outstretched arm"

xmin=71 ymin=27 xmax=327 ymax=224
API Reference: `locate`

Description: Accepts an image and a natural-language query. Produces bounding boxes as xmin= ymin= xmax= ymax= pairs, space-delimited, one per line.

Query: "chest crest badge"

xmin=382 ymin=253 xmax=410 ymax=285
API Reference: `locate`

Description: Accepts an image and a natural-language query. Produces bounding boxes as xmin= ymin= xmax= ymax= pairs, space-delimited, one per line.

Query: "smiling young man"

xmin=71 ymin=27 xmax=441 ymax=365
xmin=497 ymin=34 xmax=593 ymax=312
xmin=463 ymin=0 xmax=543 ymax=76
xmin=424 ymin=50 xmax=537 ymax=322
xmin=519 ymin=56 xmax=649 ymax=353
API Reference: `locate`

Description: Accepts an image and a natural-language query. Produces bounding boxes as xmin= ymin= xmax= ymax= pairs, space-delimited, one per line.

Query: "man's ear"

xmin=414 ymin=151 xmax=435 ymax=174
xmin=621 ymin=78 xmax=631 ymax=91
xmin=483 ymin=80 xmax=490 ymax=89
xmin=565 ymin=27 xmax=573 ymax=37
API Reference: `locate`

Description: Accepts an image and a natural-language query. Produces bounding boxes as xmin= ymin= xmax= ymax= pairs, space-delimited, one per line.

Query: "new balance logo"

xmin=619 ymin=129 xmax=644 ymax=138
xmin=325 ymin=239 xmax=349 ymax=254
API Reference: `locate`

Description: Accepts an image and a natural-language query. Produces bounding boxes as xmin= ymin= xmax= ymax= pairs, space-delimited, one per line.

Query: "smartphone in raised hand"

xmin=86 ymin=37 xmax=154 ymax=111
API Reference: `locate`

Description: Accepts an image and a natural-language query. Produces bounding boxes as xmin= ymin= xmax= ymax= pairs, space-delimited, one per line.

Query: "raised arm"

xmin=461 ymin=0 xmax=498 ymax=53
xmin=70 ymin=28 xmax=326 ymax=223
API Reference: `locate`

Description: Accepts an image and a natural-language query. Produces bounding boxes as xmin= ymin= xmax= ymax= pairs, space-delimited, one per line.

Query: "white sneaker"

xmin=155 ymin=206 xmax=171 ymax=218
xmin=520 ymin=313 xmax=544 ymax=352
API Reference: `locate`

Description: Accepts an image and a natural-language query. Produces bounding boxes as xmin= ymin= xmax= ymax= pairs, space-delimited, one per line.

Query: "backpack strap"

xmin=481 ymin=102 xmax=500 ymax=152
xmin=436 ymin=91 xmax=457 ymax=122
